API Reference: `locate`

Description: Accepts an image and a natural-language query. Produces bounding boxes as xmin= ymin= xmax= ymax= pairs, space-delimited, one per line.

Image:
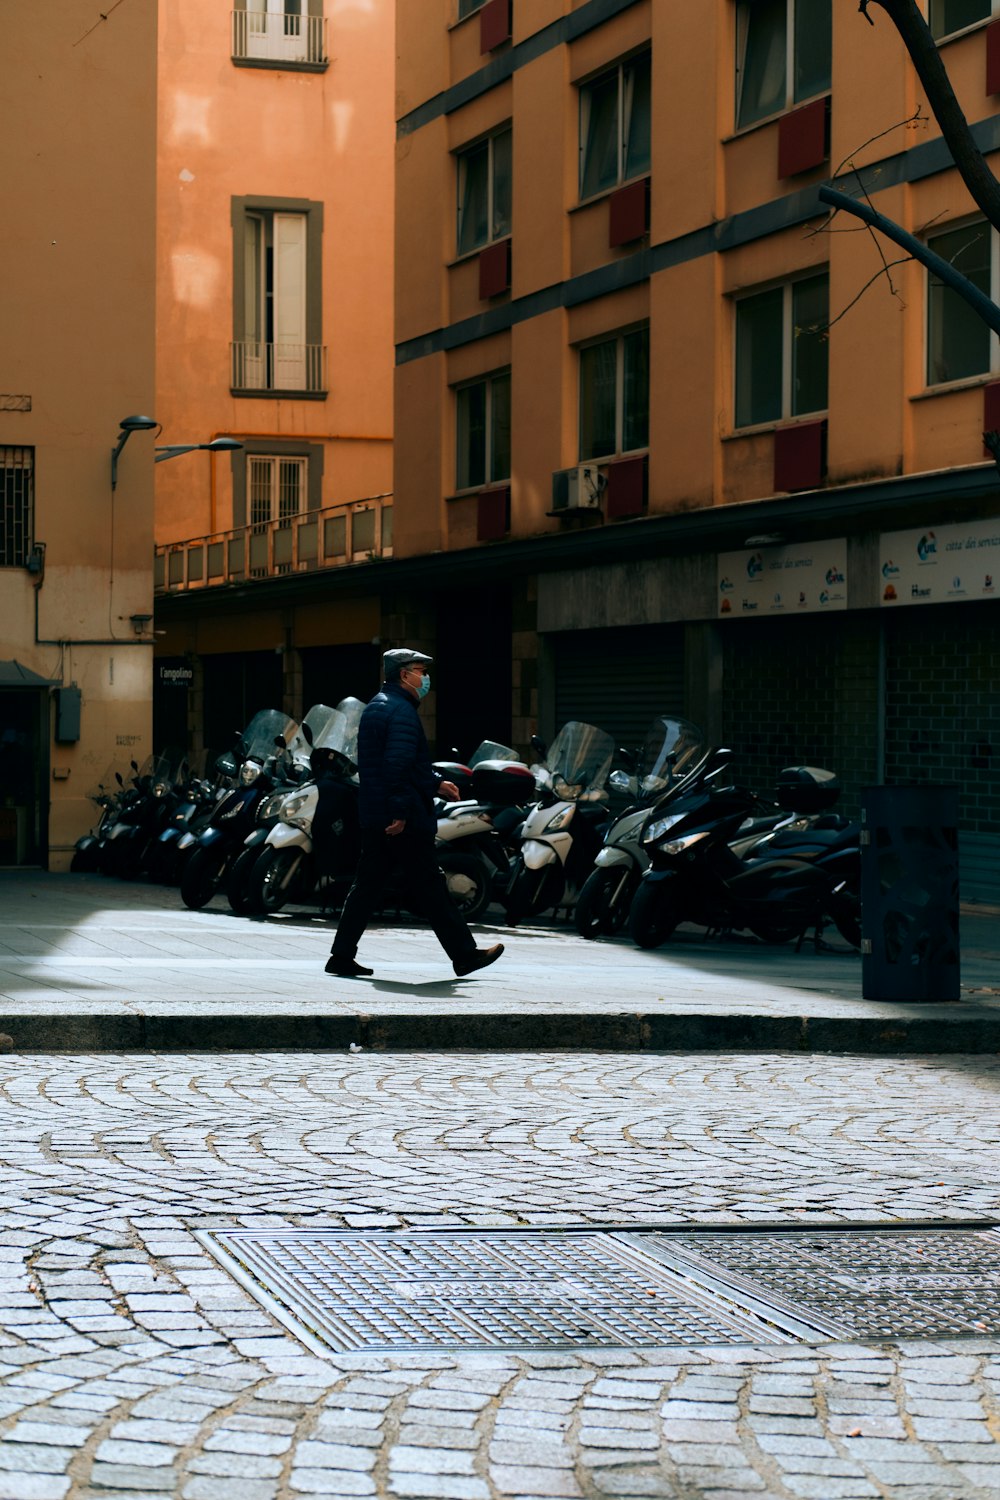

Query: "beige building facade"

xmin=389 ymin=0 xmax=1000 ymax=899
xmin=152 ymin=0 xmax=396 ymax=751
xmin=0 ymin=0 xmax=158 ymax=869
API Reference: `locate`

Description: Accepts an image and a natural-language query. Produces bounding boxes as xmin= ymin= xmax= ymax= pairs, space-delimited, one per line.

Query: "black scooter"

xmin=628 ymin=755 xmax=861 ymax=950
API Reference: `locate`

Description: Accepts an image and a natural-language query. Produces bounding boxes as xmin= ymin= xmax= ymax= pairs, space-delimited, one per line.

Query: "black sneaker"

xmin=452 ymin=943 xmax=504 ymax=978
xmin=325 ymin=956 xmax=374 ymax=978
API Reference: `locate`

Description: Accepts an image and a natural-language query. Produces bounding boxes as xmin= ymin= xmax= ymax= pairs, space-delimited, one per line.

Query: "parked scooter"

xmin=628 ymin=756 xmax=861 ymax=950
xmin=97 ymin=749 xmax=189 ymax=879
xmin=246 ymin=700 xmax=364 ymax=915
xmin=144 ymin=749 xmax=224 ymax=885
xmin=179 ymin=709 xmax=298 ymax=910
xmin=224 ymin=701 xmax=357 ymax=914
xmin=434 ymin=741 xmax=536 ymax=921
xmin=503 ymin=721 xmax=615 ymax=924
xmin=573 ymin=717 xmax=707 ymax=938
xmin=71 ymin=766 xmax=130 ymax=872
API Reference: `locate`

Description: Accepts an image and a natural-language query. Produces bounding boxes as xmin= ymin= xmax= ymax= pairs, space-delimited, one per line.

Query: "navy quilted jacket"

xmin=356 ymin=682 xmax=441 ymax=832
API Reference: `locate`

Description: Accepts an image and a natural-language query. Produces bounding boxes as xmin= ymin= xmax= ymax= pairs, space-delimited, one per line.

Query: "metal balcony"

xmin=154 ymin=495 xmax=393 ymax=593
xmin=231 ymin=9 xmax=329 ymax=68
xmin=230 ymin=341 xmax=327 ymax=396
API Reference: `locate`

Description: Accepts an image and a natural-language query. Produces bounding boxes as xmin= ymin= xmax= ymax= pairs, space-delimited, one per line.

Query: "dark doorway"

xmin=300 ymin=642 xmax=381 ymax=711
xmin=434 ymin=585 xmax=512 ymax=759
xmin=0 ymin=689 xmax=47 ymax=865
xmin=202 ymin=651 xmax=284 ymax=753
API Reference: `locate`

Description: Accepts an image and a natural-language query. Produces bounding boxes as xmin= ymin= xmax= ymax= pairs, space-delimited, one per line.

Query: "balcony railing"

xmin=154 ymin=495 xmax=393 ymax=593
xmin=231 ymin=9 xmax=329 ymax=67
xmin=231 ymin=341 xmax=327 ymax=395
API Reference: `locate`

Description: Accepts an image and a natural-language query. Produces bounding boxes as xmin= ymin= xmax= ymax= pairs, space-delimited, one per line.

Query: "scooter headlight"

xmin=257 ymin=791 xmax=289 ymax=822
xmin=151 ymin=782 xmax=170 ymax=799
xmin=644 ymin=812 xmax=687 ymax=845
xmin=280 ymin=792 xmax=311 ymax=825
xmin=545 ymin=805 xmax=575 ymax=832
xmin=662 ymin=831 xmax=710 ymax=856
xmin=239 ymin=760 xmax=262 ymax=786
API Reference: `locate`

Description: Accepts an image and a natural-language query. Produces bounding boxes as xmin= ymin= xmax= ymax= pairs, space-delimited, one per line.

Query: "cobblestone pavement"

xmin=2 ymin=1050 xmax=1000 ymax=1497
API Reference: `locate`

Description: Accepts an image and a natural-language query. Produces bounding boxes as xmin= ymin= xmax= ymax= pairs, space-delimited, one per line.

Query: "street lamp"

xmin=110 ymin=414 xmax=159 ymax=490
xmin=155 ymin=437 xmax=243 ymax=463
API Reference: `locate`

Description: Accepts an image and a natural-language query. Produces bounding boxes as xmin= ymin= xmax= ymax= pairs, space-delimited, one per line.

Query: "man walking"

xmin=325 ymin=648 xmax=504 ymax=979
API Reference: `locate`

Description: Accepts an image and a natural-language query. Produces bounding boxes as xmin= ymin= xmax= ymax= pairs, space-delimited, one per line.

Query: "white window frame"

xmin=454 ymin=368 xmax=511 ymax=492
xmin=733 ymin=272 xmax=829 ymax=431
xmin=247 ymin=455 xmax=308 ymax=530
xmin=456 ymin=126 xmax=512 ymax=256
xmin=925 ymin=215 xmax=1000 ymax=388
xmin=578 ymin=51 xmax=651 ymax=202
xmin=577 ymin=324 xmax=650 ymax=461
xmin=734 ymin=0 xmax=831 ymax=132
xmin=928 ymin=0 xmax=997 ymax=43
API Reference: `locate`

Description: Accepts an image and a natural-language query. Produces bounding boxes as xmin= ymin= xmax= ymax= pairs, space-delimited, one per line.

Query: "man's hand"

xmin=439 ymin=781 xmax=461 ymax=801
xmin=385 ymin=819 xmax=406 ymax=837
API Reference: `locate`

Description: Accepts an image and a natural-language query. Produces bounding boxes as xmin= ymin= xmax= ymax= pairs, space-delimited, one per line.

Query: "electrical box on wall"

xmin=55 ymin=686 xmax=81 ymax=743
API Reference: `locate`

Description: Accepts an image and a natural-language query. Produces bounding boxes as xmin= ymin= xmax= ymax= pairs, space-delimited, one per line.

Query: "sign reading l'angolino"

xmin=717 ymin=540 xmax=847 ymax=618
xmin=879 ymin=518 xmax=1000 ymax=606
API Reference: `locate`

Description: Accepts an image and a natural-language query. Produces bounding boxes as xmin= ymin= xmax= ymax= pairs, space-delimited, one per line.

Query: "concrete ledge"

xmin=5 ymin=1010 xmax=1000 ymax=1054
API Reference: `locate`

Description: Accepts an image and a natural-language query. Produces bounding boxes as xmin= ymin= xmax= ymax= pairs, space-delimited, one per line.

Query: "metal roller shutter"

xmin=551 ymin=625 xmax=685 ymax=754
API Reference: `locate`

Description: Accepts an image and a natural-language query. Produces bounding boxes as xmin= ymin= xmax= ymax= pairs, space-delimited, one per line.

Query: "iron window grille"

xmin=0 ymin=447 xmax=33 ymax=568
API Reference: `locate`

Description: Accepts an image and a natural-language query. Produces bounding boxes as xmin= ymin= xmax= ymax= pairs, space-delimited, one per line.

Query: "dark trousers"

xmin=331 ymin=827 xmax=477 ymax=962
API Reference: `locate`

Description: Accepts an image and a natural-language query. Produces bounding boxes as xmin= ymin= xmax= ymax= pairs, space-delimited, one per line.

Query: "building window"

xmin=457 ymin=128 xmax=512 ymax=256
xmin=579 ymin=326 xmax=649 ymax=459
xmin=458 ymin=0 xmax=487 ymax=16
xmin=232 ymin=2 xmax=328 ymax=68
xmin=734 ymin=273 xmax=828 ymax=428
xmin=248 ymin=455 xmax=307 ymax=529
xmin=735 ymin=0 xmax=832 ymax=131
xmin=927 ymin=218 xmax=995 ymax=385
xmin=231 ymin=200 xmax=326 ymax=394
xmin=579 ymin=51 xmax=651 ymax=201
xmin=0 ymin=447 xmax=33 ymax=568
xmin=929 ymin=1 xmax=993 ymax=40
xmin=456 ymin=371 xmax=511 ymax=490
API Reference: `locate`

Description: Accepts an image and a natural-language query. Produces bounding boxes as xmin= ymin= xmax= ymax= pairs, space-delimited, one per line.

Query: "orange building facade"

xmin=153 ymin=0 xmax=395 ymax=750
xmin=390 ymin=0 xmax=1000 ymax=898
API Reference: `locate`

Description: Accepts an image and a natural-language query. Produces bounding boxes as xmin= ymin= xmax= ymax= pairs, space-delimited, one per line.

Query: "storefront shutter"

xmin=551 ymin=625 xmax=685 ymax=755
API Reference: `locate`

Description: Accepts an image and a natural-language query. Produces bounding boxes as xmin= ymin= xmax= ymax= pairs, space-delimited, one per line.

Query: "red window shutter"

xmin=605 ymin=455 xmax=648 ymax=518
xmin=480 ymin=0 xmax=511 ymax=53
xmin=608 ymin=177 xmax=650 ymax=248
xmin=983 ymin=381 xmax=1000 ymax=453
xmin=478 ymin=238 xmax=511 ymax=300
xmin=777 ymin=97 xmax=830 ymax=178
xmin=477 ymin=485 xmax=510 ymax=541
xmin=773 ymin=420 xmax=827 ymax=492
xmin=988 ymin=20 xmax=1000 ymax=94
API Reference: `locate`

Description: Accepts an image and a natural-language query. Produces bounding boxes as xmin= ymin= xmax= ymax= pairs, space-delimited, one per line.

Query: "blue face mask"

xmin=416 ymin=672 xmax=431 ymax=700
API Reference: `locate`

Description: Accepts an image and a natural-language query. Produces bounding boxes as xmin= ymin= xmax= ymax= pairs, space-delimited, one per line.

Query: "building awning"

xmin=0 ymin=660 xmax=58 ymax=687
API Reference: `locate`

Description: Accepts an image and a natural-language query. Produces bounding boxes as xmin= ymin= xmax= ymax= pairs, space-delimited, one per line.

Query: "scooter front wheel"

xmin=251 ymin=847 xmax=304 ymax=914
xmin=574 ymin=867 xmax=633 ymax=939
xmin=628 ymin=878 xmax=680 ymax=950
xmin=180 ymin=846 xmax=228 ymax=910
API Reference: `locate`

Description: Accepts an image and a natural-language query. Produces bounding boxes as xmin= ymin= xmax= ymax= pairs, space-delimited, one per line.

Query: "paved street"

xmin=1 ymin=875 xmax=1000 ymax=1496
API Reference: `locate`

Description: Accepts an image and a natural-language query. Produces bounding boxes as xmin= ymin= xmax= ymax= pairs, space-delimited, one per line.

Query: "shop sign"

xmin=879 ymin=517 xmax=1000 ymax=606
xmin=157 ymin=662 xmax=193 ymax=688
xmin=717 ymin=540 xmax=847 ymax=618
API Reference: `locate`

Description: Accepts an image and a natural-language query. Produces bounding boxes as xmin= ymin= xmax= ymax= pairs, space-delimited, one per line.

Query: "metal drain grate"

xmin=639 ymin=1227 xmax=1000 ymax=1342
xmin=196 ymin=1224 xmax=1000 ymax=1355
xmin=196 ymin=1229 xmax=788 ymax=1353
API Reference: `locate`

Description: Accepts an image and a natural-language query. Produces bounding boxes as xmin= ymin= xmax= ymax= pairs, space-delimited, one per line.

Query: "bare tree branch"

xmin=818 ymin=256 xmax=912 ymax=333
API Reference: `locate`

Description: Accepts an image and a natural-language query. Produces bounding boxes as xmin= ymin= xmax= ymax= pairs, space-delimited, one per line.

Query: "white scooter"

xmin=503 ymin=721 xmax=616 ymax=925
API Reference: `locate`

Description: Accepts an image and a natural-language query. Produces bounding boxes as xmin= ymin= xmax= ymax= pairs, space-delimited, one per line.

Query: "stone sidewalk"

xmin=1 ymin=871 xmax=998 ymax=1052
xmin=1 ymin=1049 xmax=1000 ymax=1499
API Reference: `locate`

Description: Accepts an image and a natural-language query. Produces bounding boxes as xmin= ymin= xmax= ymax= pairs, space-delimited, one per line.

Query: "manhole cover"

xmin=196 ymin=1224 xmax=1000 ymax=1355
xmin=196 ymin=1229 xmax=789 ymax=1353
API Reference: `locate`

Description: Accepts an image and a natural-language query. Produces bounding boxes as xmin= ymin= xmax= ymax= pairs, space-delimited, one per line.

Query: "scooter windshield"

xmin=333 ymin=698 xmax=365 ymax=767
xmin=137 ymin=751 xmax=184 ymax=786
xmin=469 ymin=740 xmax=520 ymax=766
xmin=545 ymin=722 xmax=615 ymax=799
xmin=288 ymin=704 xmax=339 ymax=767
xmin=638 ymin=717 xmax=706 ymax=795
xmin=240 ymin=709 xmax=298 ymax=764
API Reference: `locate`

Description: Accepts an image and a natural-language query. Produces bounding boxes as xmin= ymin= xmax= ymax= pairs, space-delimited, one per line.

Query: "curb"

xmin=3 ymin=1011 xmax=1000 ymax=1054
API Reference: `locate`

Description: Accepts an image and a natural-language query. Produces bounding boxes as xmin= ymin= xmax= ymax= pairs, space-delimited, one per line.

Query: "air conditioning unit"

xmin=550 ymin=464 xmax=606 ymax=514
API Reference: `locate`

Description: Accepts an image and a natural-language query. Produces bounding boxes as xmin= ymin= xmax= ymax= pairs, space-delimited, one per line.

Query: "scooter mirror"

xmin=301 ymin=723 xmax=314 ymax=746
xmin=131 ymin=760 xmax=139 ymax=772
xmin=274 ymin=735 xmax=287 ymax=749
xmin=531 ymin=734 xmax=547 ymax=758
xmin=115 ymin=772 xmax=124 ymax=787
